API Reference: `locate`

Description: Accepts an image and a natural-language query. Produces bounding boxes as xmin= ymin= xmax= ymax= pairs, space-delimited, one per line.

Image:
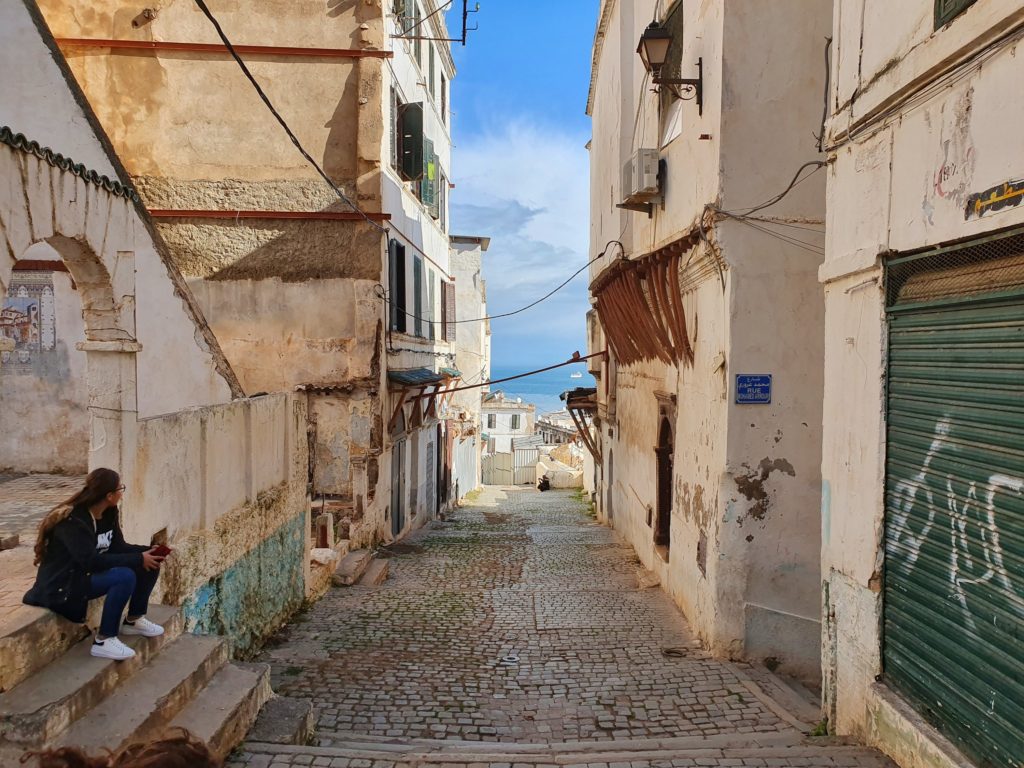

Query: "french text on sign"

xmin=735 ymin=374 xmax=772 ymax=404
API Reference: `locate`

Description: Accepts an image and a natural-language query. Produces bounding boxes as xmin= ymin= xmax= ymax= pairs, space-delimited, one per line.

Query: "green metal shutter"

xmin=884 ymin=232 xmax=1024 ymax=768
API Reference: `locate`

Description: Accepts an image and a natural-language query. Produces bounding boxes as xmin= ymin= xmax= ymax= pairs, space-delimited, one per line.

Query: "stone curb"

xmin=238 ymin=731 xmax=878 ymax=762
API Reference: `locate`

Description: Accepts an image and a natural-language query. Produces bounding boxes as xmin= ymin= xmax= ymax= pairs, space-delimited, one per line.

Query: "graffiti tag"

xmin=964 ymin=177 xmax=1024 ymax=220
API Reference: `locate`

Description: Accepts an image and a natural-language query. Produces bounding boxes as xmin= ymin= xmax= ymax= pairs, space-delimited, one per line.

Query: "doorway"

xmin=655 ymin=416 xmax=673 ymax=551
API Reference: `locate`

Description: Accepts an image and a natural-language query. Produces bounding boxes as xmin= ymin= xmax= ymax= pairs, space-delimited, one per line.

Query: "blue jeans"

xmin=87 ymin=565 xmax=159 ymax=638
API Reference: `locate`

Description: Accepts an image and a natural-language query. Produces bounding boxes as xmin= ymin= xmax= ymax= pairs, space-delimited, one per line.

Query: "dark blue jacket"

xmin=23 ymin=505 xmax=147 ymax=623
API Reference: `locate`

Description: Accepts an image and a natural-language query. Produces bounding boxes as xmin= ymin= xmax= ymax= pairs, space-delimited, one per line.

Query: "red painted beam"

xmin=55 ymin=38 xmax=393 ymax=59
xmin=147 ymin=209 xmax=391 ymax=222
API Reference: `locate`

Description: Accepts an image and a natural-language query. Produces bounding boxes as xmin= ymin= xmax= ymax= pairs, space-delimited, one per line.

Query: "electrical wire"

xmin=827 ymin=22 xmax=1024 ymax=151
xmin=378 ymin=241 xmax=623 ymax=326
xmin=395 ymin=0 xmax=454 ymax=37
xmin=724 ymin=215 xmax=825 ymax=256
xmin=191 ymin=0 xmax=387 ymax=234
xmin=407 ymin=351 xmax=605 ymax=400
xmin=738 ymin=216 xmax=824 ymax=233
xmin=816 ymin=37 xmax=833 ymax=153
xmin=722 ymin=161 xmax=826 ymax=217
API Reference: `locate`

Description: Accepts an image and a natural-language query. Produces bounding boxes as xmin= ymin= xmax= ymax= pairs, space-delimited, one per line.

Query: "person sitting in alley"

xmin=23 ymin=468 xmax=167 ymax=661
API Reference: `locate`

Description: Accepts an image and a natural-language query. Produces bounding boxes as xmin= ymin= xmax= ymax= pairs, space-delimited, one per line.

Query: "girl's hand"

xmin=142 ymin=549 xmax=166 ymax=571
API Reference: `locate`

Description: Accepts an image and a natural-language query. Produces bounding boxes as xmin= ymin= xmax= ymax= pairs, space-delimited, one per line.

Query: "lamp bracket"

xmin=653 ymin=57 xmax=703 ymax=116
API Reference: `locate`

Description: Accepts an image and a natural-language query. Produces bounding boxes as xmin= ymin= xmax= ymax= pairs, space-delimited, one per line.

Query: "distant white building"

xmin=481 ymin=391 xmax=535 ymax=453
xmin=446 ymin=235 xmax=491 ymax=501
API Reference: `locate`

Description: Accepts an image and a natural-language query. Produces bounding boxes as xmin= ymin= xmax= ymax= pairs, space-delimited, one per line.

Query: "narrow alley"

xmin=231 ymin=489 xmax=893 ymax=768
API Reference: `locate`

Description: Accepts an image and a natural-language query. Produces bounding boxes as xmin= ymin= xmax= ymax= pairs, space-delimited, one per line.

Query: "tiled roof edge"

xmin=0 ymin=125 xmax=140 ymax=203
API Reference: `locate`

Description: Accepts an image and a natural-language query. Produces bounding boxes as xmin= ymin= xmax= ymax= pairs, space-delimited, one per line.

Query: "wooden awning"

xmin=562 ymin=388 xmax=601 ymax=465
xmin=592 ymin=233 xmax=697 ymax=367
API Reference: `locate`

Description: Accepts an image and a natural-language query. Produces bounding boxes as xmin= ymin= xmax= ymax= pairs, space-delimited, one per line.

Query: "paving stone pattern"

xmin=260 ymin=489 xmax=780 ymax=744
xmin=233 ymin=488 xmax=894 ymax=768
xmin=0 ymin=474 xmax=84 ymax=538
xmin=0 ymin=475 xmax=84 ymax=624
xmin=227 ymin=751 xmax=895 ymax=768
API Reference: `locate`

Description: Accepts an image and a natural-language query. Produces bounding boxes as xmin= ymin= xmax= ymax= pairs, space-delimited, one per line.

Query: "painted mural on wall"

xmin=0 ymin=272 xmax=57 ymax=375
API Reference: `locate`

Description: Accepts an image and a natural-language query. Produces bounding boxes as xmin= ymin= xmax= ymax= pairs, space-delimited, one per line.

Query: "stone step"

xmin=0 ymin=598 xmax=106 ymax=693
xmin=332 ymin=549 xmax=373 ymax=587
xmin=169 ymin=662 xmax=272 ymax=759
xmin=357 ymin=558 xmax=389 ymax=586
xmin=237 ymin=732 xmax=896 ymax=767
xmin=54 ymin=633 xmax=228 ymax=753
xmin=246 ymin=696 xmax=315 ymax=745
xmin=0 ymin=605 xmax=180 ymax=747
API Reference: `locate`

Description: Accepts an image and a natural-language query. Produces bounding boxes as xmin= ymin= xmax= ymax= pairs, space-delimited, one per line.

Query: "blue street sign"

xmin=735 ymin=374 xmax=772 ymax=404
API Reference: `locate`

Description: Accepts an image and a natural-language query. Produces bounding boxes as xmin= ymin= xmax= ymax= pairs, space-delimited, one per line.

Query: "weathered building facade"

xmin=481 ymin=392 xmax=535 ymax=455
xmin=36 ymin=0 xmax=458 ymax=547
xmin=820 ymin=2 xmax=1024 ymax=766
xmin=447 ymin=235 xmax=491 ymax=501
xmin=0 ymin=0 xmax=310 ymax=653
xmin=586 ymin=0 xmax=830 ymax=682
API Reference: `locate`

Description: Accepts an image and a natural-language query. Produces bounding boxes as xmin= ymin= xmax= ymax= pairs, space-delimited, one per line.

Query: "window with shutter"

xmin=388 ymin=239 xmax=407 ymax=333
xmin=438 ymin=170 xmax=447 ymax=230
xmin=390 ymin=88 xmax=400 ymax=172
xmin=440 ymin=278 xmax=448 ymax=341
xmin=413 ymin=3 xmax=422 ymax=65
xmin=399 ymin=103 xmax=424 ymax=181
xmin=935 ymin=0 xmax=976 ymax=28
xmin=441 ymin=75 xmax=447 ymax=125
xmin=511 ymin=414 xmax=520 ymax=430
xmin=421 ymin=139 xmax=438 ymax=211
xmin=428 ymin=270 xmax=437 ymax=341
xmin=487 ymin=414 xmax=496 ymax=429
xmin=444 ymin=282 xmax=456 ymax=341
xmin=429 ymin=45 xmax=436 ymax=99
xmin=413 ymin=256 xmax=424 ymax=337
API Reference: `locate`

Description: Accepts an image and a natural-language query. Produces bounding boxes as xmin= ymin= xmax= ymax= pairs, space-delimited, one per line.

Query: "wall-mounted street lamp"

xmin=637 ymin=22 xmax=703 ymax=116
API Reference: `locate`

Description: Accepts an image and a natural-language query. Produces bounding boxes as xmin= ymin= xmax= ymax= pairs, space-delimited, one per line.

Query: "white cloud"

xmin=451 ymin=121 xmax=591 ymax=366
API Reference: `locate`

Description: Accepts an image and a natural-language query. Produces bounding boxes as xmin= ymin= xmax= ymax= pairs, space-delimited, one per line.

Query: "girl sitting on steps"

xmin=23 ymin=468 xmax=167 ymax=661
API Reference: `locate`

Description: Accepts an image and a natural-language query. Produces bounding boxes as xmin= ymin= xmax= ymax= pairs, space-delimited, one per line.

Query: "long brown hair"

xmin=20 ymin=728 xmax=221 ymax=767
xmin=33 ymin=468 xmax=121 ymax=565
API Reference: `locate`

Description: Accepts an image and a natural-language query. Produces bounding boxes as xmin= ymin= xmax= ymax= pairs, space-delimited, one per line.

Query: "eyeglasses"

xmin=115 ymin=485 xmax=126 ymax=492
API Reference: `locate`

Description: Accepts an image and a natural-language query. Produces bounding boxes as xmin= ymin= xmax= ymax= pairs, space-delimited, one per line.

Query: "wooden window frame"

xmin=935 ymin=0 xmax=976 ymax=28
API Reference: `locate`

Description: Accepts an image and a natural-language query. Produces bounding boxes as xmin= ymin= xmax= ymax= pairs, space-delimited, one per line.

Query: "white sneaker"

xmin=91 ymin=636 xmax=136 ymax=661
xmin=121 ymin=617 xmax=165 ymax=638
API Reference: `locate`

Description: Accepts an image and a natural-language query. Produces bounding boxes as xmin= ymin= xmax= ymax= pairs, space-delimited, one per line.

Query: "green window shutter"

xmin=421 ymin=139 xmax=437 ymax=210
xmin=429 ymin=46 xmax=436 ymax=98
xmin=388 ymin=239 xmax=407 ymax=333
xmin=428 ymin=272 xmax=437 ymax=341
xmin=413 ymin=255 xmax=423 ymax=337
xmin=390 ymin=88 xmax=399 ymax=172
xmin=400 ymin=103 xmax=424 ymax=181
xmin=935 ymin=0 xmax=976 ymax=28
xmin=444 ymin=281 xmax=455 ymax=342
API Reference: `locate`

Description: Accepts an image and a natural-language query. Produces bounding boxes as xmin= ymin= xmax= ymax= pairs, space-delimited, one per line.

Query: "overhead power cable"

xmin=722 ymin=161 xmax=826 ymax=217
xmin=409 ymin=351 xmax=605 ymax=400
xmin=380 ymin=240 xmax=625 ymax=326
xmin=192 ymin=0 xmax=387 ymax=234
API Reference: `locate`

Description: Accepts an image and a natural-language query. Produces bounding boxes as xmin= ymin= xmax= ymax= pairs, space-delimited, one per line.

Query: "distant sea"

xmin=488 ymin=364 xmax=596 ymax=418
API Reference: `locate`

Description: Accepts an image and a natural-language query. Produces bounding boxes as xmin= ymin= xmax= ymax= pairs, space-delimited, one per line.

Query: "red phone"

xmin=150 ymin=544 xmax=172 ymax=558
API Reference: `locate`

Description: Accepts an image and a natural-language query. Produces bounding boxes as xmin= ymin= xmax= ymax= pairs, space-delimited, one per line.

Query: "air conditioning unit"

xmin=621 ymin=148 xmax=660 ymax=203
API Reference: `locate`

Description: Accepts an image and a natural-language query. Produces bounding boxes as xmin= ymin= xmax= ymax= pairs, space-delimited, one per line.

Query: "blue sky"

xmin=445 ymin=0 xmax=597 ymax=370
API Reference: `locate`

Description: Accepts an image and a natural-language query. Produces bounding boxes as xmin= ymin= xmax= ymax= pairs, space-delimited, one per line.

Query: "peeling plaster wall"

xmin=0 ymin=266 xmax=89 ymax=473
xmin=0 ymin=0 xmax=236 ymax=466
xmin=125 ymin=393 xmax=309 ymax=654
xmin=821 ymin=1 xmax=1024 ymax=764
xmin=587 ymin=0 xmax=828 ymax=684
xmin=188 ymin=277 xmax=382 ymax=394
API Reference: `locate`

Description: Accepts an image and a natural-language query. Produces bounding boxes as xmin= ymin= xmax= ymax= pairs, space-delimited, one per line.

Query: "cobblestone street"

xmin=233 ymin=488 xmax=894 ymax=768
